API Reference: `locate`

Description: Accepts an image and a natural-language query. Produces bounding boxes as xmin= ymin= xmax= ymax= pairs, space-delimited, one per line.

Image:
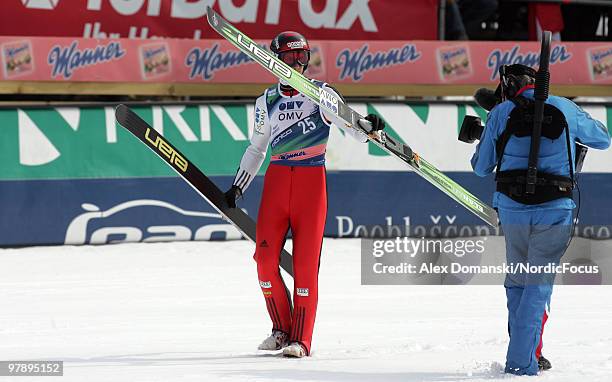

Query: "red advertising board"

xmin=0 ymin=0 xmax=438 ymax=40
xmin=1 ymin=36 xmax=610 ymax=86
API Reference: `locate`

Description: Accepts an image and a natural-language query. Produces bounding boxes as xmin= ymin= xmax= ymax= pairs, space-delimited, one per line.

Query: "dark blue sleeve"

xmin=470 ymin=105 xmax=502 ymax=177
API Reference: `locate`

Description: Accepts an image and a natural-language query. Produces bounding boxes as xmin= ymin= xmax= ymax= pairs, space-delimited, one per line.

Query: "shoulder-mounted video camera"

xmin=458 ymin=77 xmax=588 ymax=173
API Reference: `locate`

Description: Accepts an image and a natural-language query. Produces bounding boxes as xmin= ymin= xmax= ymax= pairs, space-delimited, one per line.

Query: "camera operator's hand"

xmin=474 ymin=88 xmax=500 ymax=111
xmin=357 ymin=114 xmax=385 ymax=137
xmin=224 ymin=185 xmax=242 ymax=209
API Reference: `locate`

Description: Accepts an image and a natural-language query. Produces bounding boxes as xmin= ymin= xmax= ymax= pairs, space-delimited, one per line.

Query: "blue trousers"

xmin=499 ymin=208 xmax=572 ymax=376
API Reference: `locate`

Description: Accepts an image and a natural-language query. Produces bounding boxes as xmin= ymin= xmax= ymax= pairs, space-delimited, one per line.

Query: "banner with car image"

xmin=0 ymin=102 xmax=610 ymax=246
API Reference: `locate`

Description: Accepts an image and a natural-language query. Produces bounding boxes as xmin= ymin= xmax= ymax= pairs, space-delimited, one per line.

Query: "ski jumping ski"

xmin=115 ymin=104 xmax=294 ymax=276
xmin=206 ymin=6 xmax=498 ymax=228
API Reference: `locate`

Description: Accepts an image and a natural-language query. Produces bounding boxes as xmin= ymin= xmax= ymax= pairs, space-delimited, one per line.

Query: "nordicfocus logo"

xmin=287 ymin=41 xmax=306 ymax=49
xmin=64 ymin=199 xmax=241 ymax=245
xmin=259 ymin=281 xmax=272 ymax=289
xmin=297 ymin=288 xmax=309 ymax=297
xmin=21 ymin=0 xmax=60 ymax=10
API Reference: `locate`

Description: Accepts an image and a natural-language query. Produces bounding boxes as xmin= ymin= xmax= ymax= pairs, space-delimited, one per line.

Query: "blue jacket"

xmin=471 ymin=88 xmax=610 ymax=211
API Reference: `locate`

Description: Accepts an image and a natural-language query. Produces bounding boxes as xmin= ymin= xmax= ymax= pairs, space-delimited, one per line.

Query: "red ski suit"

xmin=232 ymin=82 xmax=366 ymax=354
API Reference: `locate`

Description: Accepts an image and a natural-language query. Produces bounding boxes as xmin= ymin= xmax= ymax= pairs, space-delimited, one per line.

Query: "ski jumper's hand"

xmin=358 ymin=114 xmax=385 ymax=139
xmin=224 ymin=185 xmax=243 ymax=209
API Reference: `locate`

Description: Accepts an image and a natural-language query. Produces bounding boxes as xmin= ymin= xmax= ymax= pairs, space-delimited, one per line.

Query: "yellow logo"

xmin=144 ymin=128 xmax=188 ymax=172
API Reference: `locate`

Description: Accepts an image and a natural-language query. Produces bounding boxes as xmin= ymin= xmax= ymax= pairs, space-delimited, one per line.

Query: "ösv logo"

xmin=336 ymin=44 xmax=421 ymax=81
xmin=64 ymin=199 xmax=241 ymax=245
xmin=48 ymin=40 xmax=126 ymax=79
xmin=487 ymin=44 xmax=572 ymax=80
xmin=185 ymin=43 xmax=254 ymax=80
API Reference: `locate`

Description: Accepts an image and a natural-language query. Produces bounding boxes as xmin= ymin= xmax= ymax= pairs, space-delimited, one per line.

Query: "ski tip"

xmin=206 ymin=6 xmax=217 ymax=27
xmin=115 ymin=104 xmax=129 ymax=123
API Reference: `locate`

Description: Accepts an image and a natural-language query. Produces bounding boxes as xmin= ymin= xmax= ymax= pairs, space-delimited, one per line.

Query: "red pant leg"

xmin=535 ymin=310 xmax=549 ymax=359
xmin=288 ymin=165 xmax=327 ymax=355
xmin=256 ymin=164 xmax=293 ymax=335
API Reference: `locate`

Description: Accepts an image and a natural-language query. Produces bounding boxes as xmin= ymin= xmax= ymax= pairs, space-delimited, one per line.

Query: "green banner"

xmin=0 ymin=105 xmax=257 ymax=180
xmin=1 ymin=103 xmax=609 ymax=180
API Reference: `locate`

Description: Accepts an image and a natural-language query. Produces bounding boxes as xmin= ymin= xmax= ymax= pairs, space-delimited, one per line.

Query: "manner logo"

xmin=487 ymin=44 xmax=572 ymax=80
xmin=336 ymin=44 xmax=421 ymax=81
xmin=48 ymin=40 xmax=126 ymax=79
xmin=185 ymin=43 xmax=253 ymax=80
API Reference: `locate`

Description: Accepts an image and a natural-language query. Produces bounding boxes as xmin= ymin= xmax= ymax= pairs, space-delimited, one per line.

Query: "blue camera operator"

xmin=467 ymin=63 xmax=610 ymax=375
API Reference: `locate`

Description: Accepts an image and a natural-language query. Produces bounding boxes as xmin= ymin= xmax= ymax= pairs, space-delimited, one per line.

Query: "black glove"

xmin=359 ymin=113 xmax=385 ymax=133
xmin=224 ymin=185 xmax=242 ymax=209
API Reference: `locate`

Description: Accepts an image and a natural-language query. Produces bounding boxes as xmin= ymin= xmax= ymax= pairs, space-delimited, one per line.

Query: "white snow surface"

xmin=1 ymin=238 xmax=611 ymax=382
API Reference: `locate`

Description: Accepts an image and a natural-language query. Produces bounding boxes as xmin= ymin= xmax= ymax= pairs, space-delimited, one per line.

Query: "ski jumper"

xmin=471 ymin=87 xmax=610 ymax=375
xmin=233 ymin=81 xmax=366 ymax=355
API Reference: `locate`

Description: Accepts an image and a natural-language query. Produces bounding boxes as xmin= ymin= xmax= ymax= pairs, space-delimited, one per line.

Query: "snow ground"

xmin=1 ymin=238 xmax=611 ymax=382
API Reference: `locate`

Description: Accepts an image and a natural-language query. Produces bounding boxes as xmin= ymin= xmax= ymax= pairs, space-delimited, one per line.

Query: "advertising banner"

xmin=0 ymin=102 xmax=610 ymax=246
xmin=0 ymin=0 xmax=438 ymax=41
xmin=1 ymin=36 xmax=610 ymax=86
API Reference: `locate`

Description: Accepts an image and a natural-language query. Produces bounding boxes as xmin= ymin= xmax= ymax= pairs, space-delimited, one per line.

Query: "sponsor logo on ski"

xmin=297 ymin=288 xmax=309 ymax=297
xmin=487 ymin=44 xmax=571 ymax=80
xmin=319 ymin=90 xmax=339 ymax=113
xmin=457 ymin=189 xmax=485 ymax=213
xmin=260 ymin=240 xmax=269 ymax=248
xmin=47 ymin=40 xmax=126 ymax=79
xmin=336 ymin=43 xmax=421 ymax=81
xmin=259 ymin=280 xmax=272 ymax=288
xmin=235 ymin=33 xmax=292 ymax=79
xmin=144 ymin=128 xmax=188 ymax=172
